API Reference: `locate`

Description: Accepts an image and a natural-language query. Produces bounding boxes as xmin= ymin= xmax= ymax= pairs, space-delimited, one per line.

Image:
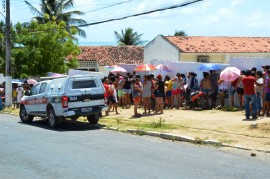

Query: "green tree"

xmin=13 ymin=20 xmax=80 ymax=78
xmin=25 ymin=0 xmax=87 ymax=38
xmin=174 ymin=30 xmax=187 ymax=36
xmin=114 ymin=27 xmax=144 ymax=45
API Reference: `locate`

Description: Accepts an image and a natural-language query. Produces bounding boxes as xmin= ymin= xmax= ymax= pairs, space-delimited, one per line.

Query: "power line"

xmin=16 ymin=0 xmax=204 ymax=34
xmin=80 ymin=0 xmax=204 ymax=27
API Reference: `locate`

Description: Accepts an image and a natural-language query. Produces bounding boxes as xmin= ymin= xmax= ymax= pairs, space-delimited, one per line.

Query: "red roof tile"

xmin=74 ymin=46 xmax=144 ymax=66
xmin=164 ymin=36 xmax=270 ymax=53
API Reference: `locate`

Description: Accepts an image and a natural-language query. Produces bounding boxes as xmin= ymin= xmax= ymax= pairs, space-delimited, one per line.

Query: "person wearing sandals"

xmin=142 ymin=75 xmax=152 ymax=114
xmin=132 ymin=78 xmax=143 ymax=117
xmin=154 ymin=74 xmax=165 ymax=114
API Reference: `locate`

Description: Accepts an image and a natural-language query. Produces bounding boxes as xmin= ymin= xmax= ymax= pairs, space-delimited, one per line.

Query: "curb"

xmin=105 ymin=127 xmax=270 ymax=154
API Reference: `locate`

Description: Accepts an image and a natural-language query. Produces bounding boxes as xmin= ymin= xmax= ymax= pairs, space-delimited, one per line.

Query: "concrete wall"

xmin=144 ymin=35 xmax=179 ymax=64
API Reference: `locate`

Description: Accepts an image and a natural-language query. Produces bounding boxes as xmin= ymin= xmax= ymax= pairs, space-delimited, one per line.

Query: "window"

xmin=72 ymin=80 xmax=97 ymax=89
xmin=30 ymin=84 xmax=41 ymax=95
xmin=39 ymin=83 xmax=47 ymax=94
xmin=197 ymin=56 xmax=209 ymax=63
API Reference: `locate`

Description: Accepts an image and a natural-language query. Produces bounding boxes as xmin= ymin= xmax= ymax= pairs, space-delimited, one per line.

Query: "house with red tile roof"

xmin=70 ymin=46 xmax=144 ymax=72
xmin=144 ymin=35 xmax=270 ymax=64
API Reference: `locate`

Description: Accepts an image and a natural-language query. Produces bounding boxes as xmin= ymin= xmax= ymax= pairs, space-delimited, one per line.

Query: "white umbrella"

xmin=110 ymin=66 xmax=127 ymax=73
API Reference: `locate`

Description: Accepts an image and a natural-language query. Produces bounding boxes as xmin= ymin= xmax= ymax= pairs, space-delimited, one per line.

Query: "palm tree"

xmin=24 ymin=0 xmax=87 ymax=38
xmin=114 ymin=27 xmax=145 ymax=45
xmin=174 ymin=30 xmax=187 ymax=36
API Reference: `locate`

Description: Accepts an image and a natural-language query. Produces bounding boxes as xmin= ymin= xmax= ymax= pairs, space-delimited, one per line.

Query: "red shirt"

xmin=242 ymin=76 xmax=256 ymax=95
xmin=103 ymin=83 xmax=109 ymax=98
xmin=231 ymin=78 xmax=238 ymax=87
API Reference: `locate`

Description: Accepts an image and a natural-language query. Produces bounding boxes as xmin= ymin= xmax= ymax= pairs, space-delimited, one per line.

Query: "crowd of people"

xmin=1 ymin=65 xmax=270 ymax=120
xmin=102 ymin=65 xmax=270 ymax=119
xmin=0 ymin=81 xmax=33 ymax=109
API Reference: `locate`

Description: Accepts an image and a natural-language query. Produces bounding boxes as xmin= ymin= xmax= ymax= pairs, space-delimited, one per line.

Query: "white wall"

xmin=144 ymin=35 xmax=179 ymax=64
xmin=151 ymin=61 xmax=229 ymax=82
xmin=230 ymin=57 xmax=270 ymax=71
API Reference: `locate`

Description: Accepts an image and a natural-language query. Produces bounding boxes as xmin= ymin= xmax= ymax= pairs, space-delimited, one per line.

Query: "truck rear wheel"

xmin=87 ymin=114 xmax=99 ymax=124
xmin=47 ymin=108 xmax=62 ymax=128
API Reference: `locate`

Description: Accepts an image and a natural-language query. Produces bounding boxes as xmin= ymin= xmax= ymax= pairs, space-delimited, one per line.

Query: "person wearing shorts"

xmin=117 ymin=76 xmax=124 ymax=107
xmin=171 ymin=73 xmax=183 ymax=109
xmin=218 ymin=79 xmax=229 ymax=107
xmin=164 ymin=75 xmax=172 ymax=109
xmin=236 ymin=71 xmax=245 ymax=108
xmin=230 ymin=78 xmax=238 ymax=106
xmin=155 ymin=74 xmax=165 ymax=114
xmin=122 ymin=77 xmax=132 ymax=109
xmin=200 ymin=72 xmax=213 ymax=109
xmin=132 ymin=78 xmax=142 ymax=117
xmin=106 ymin=81 xmax=119 ymax=116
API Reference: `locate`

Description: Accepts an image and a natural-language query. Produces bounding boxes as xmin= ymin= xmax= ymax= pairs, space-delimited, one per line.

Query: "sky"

xmin=6 ymin=0 xmax=270 ymax=44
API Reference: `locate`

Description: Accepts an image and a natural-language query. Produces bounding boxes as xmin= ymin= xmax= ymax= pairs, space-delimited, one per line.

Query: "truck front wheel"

xmin=20 ymin=106 xmax=34 ymax=123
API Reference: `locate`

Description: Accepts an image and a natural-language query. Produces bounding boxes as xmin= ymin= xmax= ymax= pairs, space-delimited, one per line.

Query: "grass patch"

xmin=0 ymin=107 xmax=20 ymax=115
xmin=148 ymin=117 xmax=165 ymax=128
xmin=219 ymin=139 xmax=237 ymax=144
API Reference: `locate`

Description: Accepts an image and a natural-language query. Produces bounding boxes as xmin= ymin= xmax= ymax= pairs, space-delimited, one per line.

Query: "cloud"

xmin=231 ymin=0 xmax=244 ymax=6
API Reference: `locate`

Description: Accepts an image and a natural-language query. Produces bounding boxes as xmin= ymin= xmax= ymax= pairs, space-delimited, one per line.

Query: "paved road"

xmin=1 ymin=114 xmax=270 ymax=179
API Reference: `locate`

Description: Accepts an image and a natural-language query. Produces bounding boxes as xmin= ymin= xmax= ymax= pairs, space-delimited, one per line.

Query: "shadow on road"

xmin=18 ymin=119 xmax=105 ymax=132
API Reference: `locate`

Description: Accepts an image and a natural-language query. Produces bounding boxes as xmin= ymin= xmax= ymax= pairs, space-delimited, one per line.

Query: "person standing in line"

xmin=255 ymin=71 xmax=264 ymax=116
xmin=171 ymin=73 xmax=183 ymax=109
xmin=154 ymin=74 xmax=165 ymax=114
xmin=209 ymin=70 xmax=219 ymax=108
xmin=263 ymin=70 xmax=270 ymax=117
xmin=132 ymin=78 xmax=143 ymax=117
xmin=190 ymin=72 xmax=199 ymax=93
xmin=106 ymin=81 xmax=119 ymax=116
xmin=242 ymin=70 xmax=257 ymax=120
xmin=262 ymin=65 xmax=270 ymax=116
xmin=142 ymin=75 xmax=151 ymax=114
xmin=122 ymin=76 xmax=132 ymax=109
xmin=235 ymin=71 xmax=246 ymax=109
xmin=12 ymin=84 xmax=17 ymax=108
xmin=218 ymin=79 xmax=229 ymax=107
xmin=103 ymin=78 xmax=110 ymax=116
xmin=164 ymin=75 xmax=173 ymax=109
xmin=200 ymin=72 xmax=213 ymax=109
xmin=16 ymin=84 xmax=24 ymax=105
xmin=230 ymin=78 xmax=238 ymax=107
xmin=117 ymin=76 xmax=125 ymax=107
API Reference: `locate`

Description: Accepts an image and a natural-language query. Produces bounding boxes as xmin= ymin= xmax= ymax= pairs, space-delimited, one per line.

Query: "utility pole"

xmin=5 ymin=0 xmax=12 ymax=107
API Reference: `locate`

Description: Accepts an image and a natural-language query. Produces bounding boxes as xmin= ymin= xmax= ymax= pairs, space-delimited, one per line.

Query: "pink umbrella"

xmin=134 ymin=64 xmax=158 ymax=72
xmin=27 ymin=79 xmax=37 ymax=85
xmin=110 ymin=66 xmax=127 ymax=73
xmin=220 ymin=67 xmax=241 ymax=81
xmin=155 ymin=64 xmax=172 ymax=72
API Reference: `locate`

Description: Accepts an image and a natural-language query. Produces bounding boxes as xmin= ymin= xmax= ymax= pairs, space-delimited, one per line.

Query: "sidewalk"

xmin=98 ymin=107 xmax=270 ymax=152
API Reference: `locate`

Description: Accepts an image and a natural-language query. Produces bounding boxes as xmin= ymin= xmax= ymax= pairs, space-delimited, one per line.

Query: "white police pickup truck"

xmin=19 ymin=75 xmax=108 ymax=128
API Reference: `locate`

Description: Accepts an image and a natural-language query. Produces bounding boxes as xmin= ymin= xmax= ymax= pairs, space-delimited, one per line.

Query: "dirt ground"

xmin=99 ymin=107 xmax=270 ymax=152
